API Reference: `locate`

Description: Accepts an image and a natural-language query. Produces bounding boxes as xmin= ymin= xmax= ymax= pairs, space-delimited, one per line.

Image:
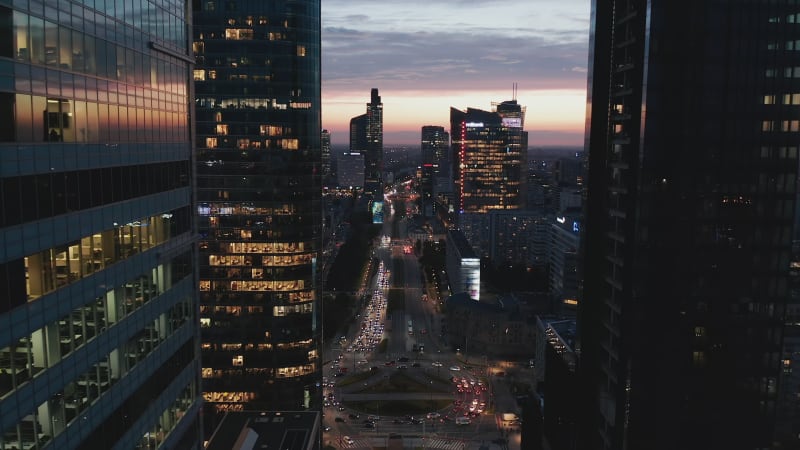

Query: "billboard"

xmin=502 ymin=117 xmax=522 ymax=128
xmin=372 ymin=201 xmax=384 ymax=224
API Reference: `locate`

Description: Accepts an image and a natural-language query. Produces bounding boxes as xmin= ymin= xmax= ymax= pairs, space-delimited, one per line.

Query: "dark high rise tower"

xmin=577 ymin=1 xmax=800 ymax=449
xmin=349 ymin=89 xmax=383 ymax=196
xmin=0 ymin=1 xmax=201 ymax=448
xmin=193 ymin=0 xmax=322 ymax=434
xmin=350 ymin=114 xmax=368 ymax=153
xmin=420 ymin=126 xmax=449 ymax=216
xmin=365 ymin=89 xmax=384 ymax=195
xmin=321 ymin=129 xmax=331 ymax=184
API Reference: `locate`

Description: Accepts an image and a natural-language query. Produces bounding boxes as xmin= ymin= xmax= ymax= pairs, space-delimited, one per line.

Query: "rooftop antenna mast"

xmin=512 ymin=82 xmax=517 ymax=101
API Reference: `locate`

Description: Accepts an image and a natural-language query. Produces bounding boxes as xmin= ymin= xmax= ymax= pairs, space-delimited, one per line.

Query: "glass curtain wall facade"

xmin=449 ymin=102 xmax=527 ymax=215
xmin=364 ymin=88 xmax=383 ymax=196
xmin=349 ymin=114 xmax=367 ymax=153
xmin=321 ymin=129 xmax=331 ymax=185
xmin=0 ymin=0 xmax=201 ymax=449
xmin=192 ymin=0 xmax=322 ymax=434
xmin=420 ymin=125 xmax=449 ymax=217
xmin=578 ymin=1 xmax=800 ymax=449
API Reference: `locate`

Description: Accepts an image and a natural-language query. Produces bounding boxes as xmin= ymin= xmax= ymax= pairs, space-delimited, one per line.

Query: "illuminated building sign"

xmin=502 ymin=117 xmax=522 ymax=128
xmin=465 ymin=122 xmax=484 ymax=128
xmin=372 ymin=201 xmax=384 ymax=224
xmin=462 ymin=258 xmax=481 ymax=301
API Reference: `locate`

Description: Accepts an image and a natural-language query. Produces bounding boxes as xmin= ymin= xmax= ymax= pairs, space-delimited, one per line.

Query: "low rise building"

xmin=445 ymin=293 xmax=535 ymax=358
xmin=206 ymin=410 xmax=320 ymax=450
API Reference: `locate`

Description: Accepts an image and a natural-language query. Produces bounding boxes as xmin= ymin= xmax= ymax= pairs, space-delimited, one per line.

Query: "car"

xmin=449 ymin=366 xmax=461 ymax=371
xmin=323 ymin=425 xmax=331 ymax=432
xmin=338 ymin=406 xmax=346 ymax=411
xmin=343 ymin=436 xmax=354 ymax=445
xmin=412 ymin=362 xmax=421 ymax=368
xmin=426 ymin=412 xmax=440 ymax=419
xmin=455 ymin=416 xmax=471 ymax=425
xmin=364 ymin=422 xmax=375 ymax=428
xmin=348 ymin=413 xmax=360 ymax=419
xmin=335 ymin=417 xmax=345 ymax=422
xmin=368 ymin=415 xmax=381 ymax=421
xmin=432 ymin=361 xmax=443 ymax=367
xmin=397 ymin=364 xmax=408 ymax=369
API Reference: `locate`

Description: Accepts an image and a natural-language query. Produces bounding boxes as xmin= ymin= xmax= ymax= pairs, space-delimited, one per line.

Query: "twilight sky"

xmin=321 ymin=0 xmax=592 ymax=147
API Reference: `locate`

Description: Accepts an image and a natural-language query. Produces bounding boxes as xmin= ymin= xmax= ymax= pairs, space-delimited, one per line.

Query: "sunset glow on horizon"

xmin=322 ymin=0 xmax=592 ymax=147
xmin=322 ymin=87 xmax=588 ymax=147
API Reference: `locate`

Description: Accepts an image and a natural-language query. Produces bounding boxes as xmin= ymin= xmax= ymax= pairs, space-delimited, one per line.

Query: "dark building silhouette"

xmin=420 ymin=125 xmax=449 ymax=217
xmin=350 ymin=89 xmax=383 ymax=196
xmin=193 ymin=0 xmax=322 ymax=434
xmin=321 ymin=129 xmax=331 ymax=185
xmin=206 ymin=410 xmax=320 ymax=450
xmin=0 ymin=1 xmax=201 ymax=448
xmin=577 ymin=1 xmax=799 ymax=449
xmin=349 ymin=113 xmax=368 ymax=153
xmin=365 ymin=88 xmax=384 ymax=195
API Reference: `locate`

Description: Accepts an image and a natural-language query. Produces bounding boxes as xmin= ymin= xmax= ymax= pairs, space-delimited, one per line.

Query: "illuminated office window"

xmin=783 ymin=93 xmax=800 ymax=104
xmin=260 ymin=125 xmax=282 ymax=136
xmin=225 ymin=29 xmax=253 ymax=40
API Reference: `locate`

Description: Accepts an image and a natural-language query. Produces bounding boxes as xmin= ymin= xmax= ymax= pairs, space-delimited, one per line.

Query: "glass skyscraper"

xmin=364 ymin=88 xmax=383 ymax=195
xmin=450 ymin=101 xmax=527 ymax=215
xmin=350 ymin=88 xmax=383 ymax=196
xmin=321 ymin=128 xmax=331 ymax=185
xmin=192 ymin=0 xmax=322 ymax=433
xmin=0 ymin=0 xmax=201 ymax=449
xmin=420 ymin=125 xmax=449 ymax=217
xmin=578 ymin=1 xmax=800 ymax=449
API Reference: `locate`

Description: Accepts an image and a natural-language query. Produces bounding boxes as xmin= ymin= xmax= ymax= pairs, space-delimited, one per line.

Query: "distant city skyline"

xmin=321 ymin=0 xmax=591 ymax=147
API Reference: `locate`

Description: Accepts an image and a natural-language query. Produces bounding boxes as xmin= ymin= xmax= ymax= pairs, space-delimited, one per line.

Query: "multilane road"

xmin=322 ymin=196 xmax=519 ymax=450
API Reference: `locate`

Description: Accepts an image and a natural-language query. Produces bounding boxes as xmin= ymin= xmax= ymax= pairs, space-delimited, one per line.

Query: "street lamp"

xmin=429 ymin=380 xmax=433 ymax=410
